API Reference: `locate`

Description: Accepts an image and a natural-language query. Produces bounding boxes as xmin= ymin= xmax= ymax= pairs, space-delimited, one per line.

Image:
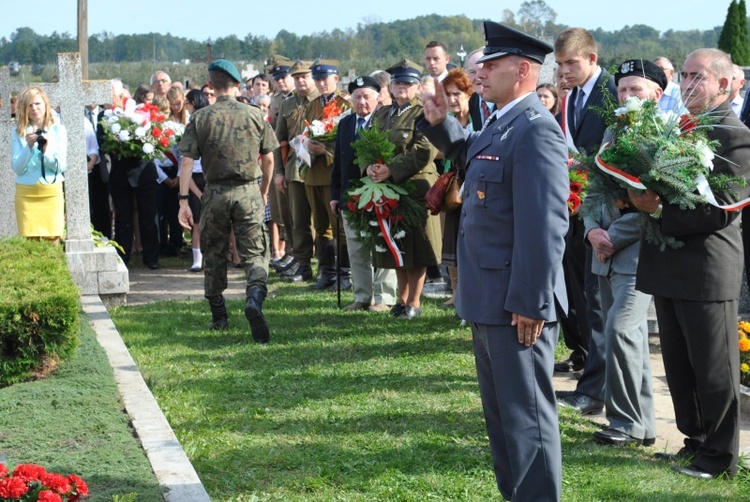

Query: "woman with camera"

xmin=11 ymin=87 xmax=67 ymax=243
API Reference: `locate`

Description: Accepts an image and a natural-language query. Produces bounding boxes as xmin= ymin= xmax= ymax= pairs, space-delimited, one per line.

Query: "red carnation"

xmin=151 ymin=127 xmax=163 ymax=138
xmin=568 ymin=193 xmax=581 ymax=213
xmin=0 ymin=463 xmax=7 ymax=478
xmin=0 ymin=476 xmax=29 ymax=499
xmin=386 ymin=197 xmax=398 ymax=209
xmin=570 ymin=181 xmax=582 ymax=195
xmin=38 ymin=490 xmax=63 ymax=502
xmin=42 ymin=473 xmax=72 ymax=494
xmin=67 ymin=474 xmax=89 ymax=499
xmin=13 ymin=463 xmax=47 ymax=481
xmin=391 ymin=214 xmax=404 ymax=224
xmin=347 ymin=200 xmax=359 ymax=212
xmin=679 ymin=114 xmax=698 ymax=133
xmin=159 ymin=136 xmax=170 ymax=147
xmin=164 ymin=129 xmax=175 ymax=137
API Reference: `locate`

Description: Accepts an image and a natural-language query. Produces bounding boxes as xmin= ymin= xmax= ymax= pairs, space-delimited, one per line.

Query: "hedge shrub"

xmin=0 ymin=238 xmax=80 ymax=387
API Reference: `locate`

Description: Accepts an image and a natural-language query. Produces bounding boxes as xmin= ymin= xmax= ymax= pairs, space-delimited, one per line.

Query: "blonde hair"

xmin=554 ymin=28 xmax=598 ymax=58
xmin=16 ymin=87 xmax=54 ymax=136
xmin=152 ymin=95 xmax=170 ymax=115
xmin=166 ymin=86 xmax=188 ymax=124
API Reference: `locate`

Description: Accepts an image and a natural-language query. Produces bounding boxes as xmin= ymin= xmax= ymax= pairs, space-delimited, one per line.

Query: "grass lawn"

xmin=0 ymin=318 xmax=164 ymax=501
xmin=110 ymin=277 xmax=750 ymax=501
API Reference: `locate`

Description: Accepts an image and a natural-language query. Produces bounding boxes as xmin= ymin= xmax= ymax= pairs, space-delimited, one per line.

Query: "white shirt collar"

xmin=489 ymin=92 xmax=534 ymax=122
xmin=577 ymin=66 xmax=602 ymax=105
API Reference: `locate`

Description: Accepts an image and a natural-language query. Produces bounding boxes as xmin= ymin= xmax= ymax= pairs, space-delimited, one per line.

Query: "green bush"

xmin=0 ymin=238 xmax=80 ymax=387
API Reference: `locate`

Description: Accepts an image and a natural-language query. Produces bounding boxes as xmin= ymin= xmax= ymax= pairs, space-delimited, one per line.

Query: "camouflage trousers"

xmin=200 ymin=182 xmax=269 ymax=300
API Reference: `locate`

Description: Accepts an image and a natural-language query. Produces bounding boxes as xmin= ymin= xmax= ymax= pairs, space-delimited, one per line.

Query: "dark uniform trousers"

xmin=201 ymin=182 xmax=269 ymax=299
xmin=654 ymin=296 xmax=741 ymax=475
xmin=289 ymin=180 xmax=313 ymax=265
xmin=473 ymin=323 xmax=561 ymax=501
xmin=88 ymin=163 xmax=111 ymax=239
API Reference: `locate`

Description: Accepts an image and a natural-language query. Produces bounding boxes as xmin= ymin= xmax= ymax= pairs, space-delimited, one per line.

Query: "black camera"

xmin=35 ymin=129 xmax=47 ymax=149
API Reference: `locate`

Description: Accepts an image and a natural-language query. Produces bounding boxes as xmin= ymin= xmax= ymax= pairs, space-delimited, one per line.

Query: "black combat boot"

xmin=245 ymin=287 xmax=270 ymax=343
xmin=309 ymin=239 xmax=337 ymax=290
xmin=329 ymin=244 xmax=352 ymax=291
xmin=207 ymin=296 xmax=229 ymax=330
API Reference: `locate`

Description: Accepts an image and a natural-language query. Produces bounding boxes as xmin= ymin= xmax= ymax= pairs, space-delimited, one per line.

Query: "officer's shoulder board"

xmin=525 ymin=107 xmax=544 ymax=121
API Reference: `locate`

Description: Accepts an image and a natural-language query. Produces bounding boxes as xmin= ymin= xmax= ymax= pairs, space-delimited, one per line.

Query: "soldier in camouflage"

xmin=178 ymin=59 xmax=279 ymax=343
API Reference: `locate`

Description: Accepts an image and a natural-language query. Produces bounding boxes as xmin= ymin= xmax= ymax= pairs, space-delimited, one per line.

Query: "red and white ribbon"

xmin=374 ymin=199 xmax=403 ymax=267
xmin=596 ymin=142 xmax=750 ymax=212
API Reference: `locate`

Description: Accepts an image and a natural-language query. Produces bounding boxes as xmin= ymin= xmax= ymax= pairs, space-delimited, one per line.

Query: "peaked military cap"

xmin=477 ymin=21 xmax=553 ymax=64
xmin=348 ymin=75 xmax=381 ymax=94
xmin=266 ymin=54 xmax=294 ymax=79
xmin=615 ymin=59 xmax=668 ymax=91
xmin=208 ymin=59 xmax=242 ymax=83
xmin=386 ymin=59 xmax=423 ymax=84
xmin=311 ymin=59 xmax=340 ymax=79
xmin=290 ymin=60 xmax=313 ymax=76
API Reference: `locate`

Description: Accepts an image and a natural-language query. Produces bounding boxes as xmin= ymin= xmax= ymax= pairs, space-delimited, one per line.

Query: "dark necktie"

xmin=355 ymin=117 xmax=365 ymax=138
xmin=481 ymin=100 xmax=491 ymax=123
xmin=573 ymin=89 xmax=585 ymax=130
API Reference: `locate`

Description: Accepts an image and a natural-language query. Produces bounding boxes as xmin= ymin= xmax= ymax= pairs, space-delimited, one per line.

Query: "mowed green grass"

xmin=0 ymin=320 xmax=164 ymax=501
xmin=111 ymin=279 xmax=750 ymax=501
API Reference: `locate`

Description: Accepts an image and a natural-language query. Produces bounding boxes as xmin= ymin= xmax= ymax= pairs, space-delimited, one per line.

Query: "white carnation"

xmin=369 ymin=220 xmax=379 ymax=226
xmin=142 ymin=143 xmax=155 ymax=155
xmin=360 ymin=231 xmax=369 ymax=237
xmin=134 ymin=127 xmax=147 ymax=139
xmin=118 ymin=130 xmax=131 ymax=142
xmin=103 ymin=109 xmax=114 ymax=118
xmin=625 ymin=96 xmax=643 ymax=112
xmin=375 ymin=245 xmax=387 ymax=253
xmin=110 ymin=123 xmax=122 ymax=134
xmin=309 ymin=120 xmax=326 ymax=137
xmin=696 ymin=142 xmax=714 ymax=170
xmin=393 ymin=230 xmax=406 ymax=239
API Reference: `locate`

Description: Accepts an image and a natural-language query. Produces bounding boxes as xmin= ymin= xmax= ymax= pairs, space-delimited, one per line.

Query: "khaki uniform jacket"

xmin=274 ymin=88 xmax=321 ymax=182
xmin=303 ymin=91 xmax=352 ymax=186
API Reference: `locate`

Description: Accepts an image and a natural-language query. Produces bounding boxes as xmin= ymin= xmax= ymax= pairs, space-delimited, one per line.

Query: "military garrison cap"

xmin=290 ymin=60 xmax=313 ymax=76
xmin=386 ymin=59 xmax=423 ymax=84
xmin=311 ymin=59 xmax=339 ymax=79
xmin=348 ymin=75 xmax=381 ymax=94
xmin=477 ymin=22 xmax=553 ymax=64
xmin=207 ymin=59 xmax=242 ymax=83
xmin=615 ymin=59 xmax=668 ymax=91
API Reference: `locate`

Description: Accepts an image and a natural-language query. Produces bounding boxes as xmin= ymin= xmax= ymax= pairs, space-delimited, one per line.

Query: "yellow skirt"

xmin=15 ymin=182 xmax=65 ymax=237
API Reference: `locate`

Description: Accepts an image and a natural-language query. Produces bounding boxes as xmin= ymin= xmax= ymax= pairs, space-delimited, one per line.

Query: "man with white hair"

xmin=729 ymin=64 xmax=745 ymax=116
xmin=653 ymin=56 xmax=684 ymax=113
xmin=466 ymin=47 xmax=494 ymax=130
xmin=630 ymin=48 xmax=750 ymax=480
xmin=151 ymin=70 xmax=172 ymax=97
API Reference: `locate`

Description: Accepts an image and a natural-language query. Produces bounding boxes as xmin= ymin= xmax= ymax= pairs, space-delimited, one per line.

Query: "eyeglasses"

xmin=154 ymin=78 xmax=170 ymax=84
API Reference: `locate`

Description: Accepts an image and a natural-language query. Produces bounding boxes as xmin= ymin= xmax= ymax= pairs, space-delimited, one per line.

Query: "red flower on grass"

xmin=0 ymin=463 xmax=7 ymax=478
xmin=0 ymin=476 xmax=29 ymax=499
xmin=67 ymin=474 xmax=89 ymax=500
xmin=13 ymin=463 xmax=47 ymax=482
xmin=42 ymin=472 xmax=72 ymax=494
xmin=37 ymin=490 xmax=63 ymax=502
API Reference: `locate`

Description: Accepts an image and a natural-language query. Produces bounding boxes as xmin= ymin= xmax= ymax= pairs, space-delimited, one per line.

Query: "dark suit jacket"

xmin=331 ymin=113 xmax=363 ymax=205
xmin=636 ymin=100 xmax=750 ymax=301
xmin=565 ymin=70 xmax=617 ymax=155
xmin=420 ymin=93 xmax=569 ymax=324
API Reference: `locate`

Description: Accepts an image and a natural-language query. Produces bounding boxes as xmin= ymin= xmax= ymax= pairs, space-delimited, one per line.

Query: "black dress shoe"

xmin=398 ymin=306 xmax=422 ymax=319
xmin=146 ymin=262 xmax=159 ymax=270
xmin=554 ymin=358 xmax=584 ymax=372
xmin=557 ymin=392 xmax=604 ymax=415
xmin=654 ymin=447 xmax=695 ymax=462
xmin=308 ymin=274 xmax=336 ymax=290
xmin=287 ymin=265 xmax=313 ymax=282
xmin=390 ymin=304 xmax=406 ymax=317
xmin=672 ymin=465 xmax=715 ymax=480
xmin=330 ymin=276 xmax=352 ymax=291
xmin=593 ymin=429 xmax=653 ymax=447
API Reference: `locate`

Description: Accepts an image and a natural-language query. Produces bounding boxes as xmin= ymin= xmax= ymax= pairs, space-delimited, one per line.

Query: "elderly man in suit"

xmin=629 ymin=48 xmax=750 ymax=480
xmin=584 ymin=59 xmax=668 ymax=448
xmin=330 ymin=76 xmax=398 ymax=311
xmin=554 ymin=28 xmax=615 ymax=416
xmin=421 ymin=22 xmax=569 ymax=500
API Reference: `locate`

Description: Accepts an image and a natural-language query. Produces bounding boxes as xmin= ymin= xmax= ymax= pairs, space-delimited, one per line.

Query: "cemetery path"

xmin=127 ymin=267 xmax=750 ymax=460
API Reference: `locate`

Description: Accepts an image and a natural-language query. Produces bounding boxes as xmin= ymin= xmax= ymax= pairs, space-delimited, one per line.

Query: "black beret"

xmin=348 ymin=76 xmax=381 ymax=94
xmin=615 ymin=59 xmax=668 ymax=91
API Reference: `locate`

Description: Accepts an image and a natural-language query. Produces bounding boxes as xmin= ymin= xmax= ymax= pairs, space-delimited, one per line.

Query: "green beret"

xmin=208 ymin=59 xmax=242 ymax=83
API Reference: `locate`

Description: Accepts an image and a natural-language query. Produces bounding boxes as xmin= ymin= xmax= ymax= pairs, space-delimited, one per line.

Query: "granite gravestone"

xmin=0 ymin=53 xmax=128 ymax=299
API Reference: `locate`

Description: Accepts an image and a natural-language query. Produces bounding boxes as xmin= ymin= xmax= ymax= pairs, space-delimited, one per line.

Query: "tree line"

xmin=0 ymin=11 xmax=736 ymax=73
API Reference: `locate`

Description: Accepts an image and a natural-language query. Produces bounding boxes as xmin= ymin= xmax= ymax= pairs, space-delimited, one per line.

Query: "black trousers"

xmin=88 ymin=164 xmax=111 ymax=239
xmin=558 ymin=217 xmax=590 ymax=364
xmin=109 ymin=166 xmax=160 ymax=266
xmin=655 ymin=296 xmax=740 ymax=476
